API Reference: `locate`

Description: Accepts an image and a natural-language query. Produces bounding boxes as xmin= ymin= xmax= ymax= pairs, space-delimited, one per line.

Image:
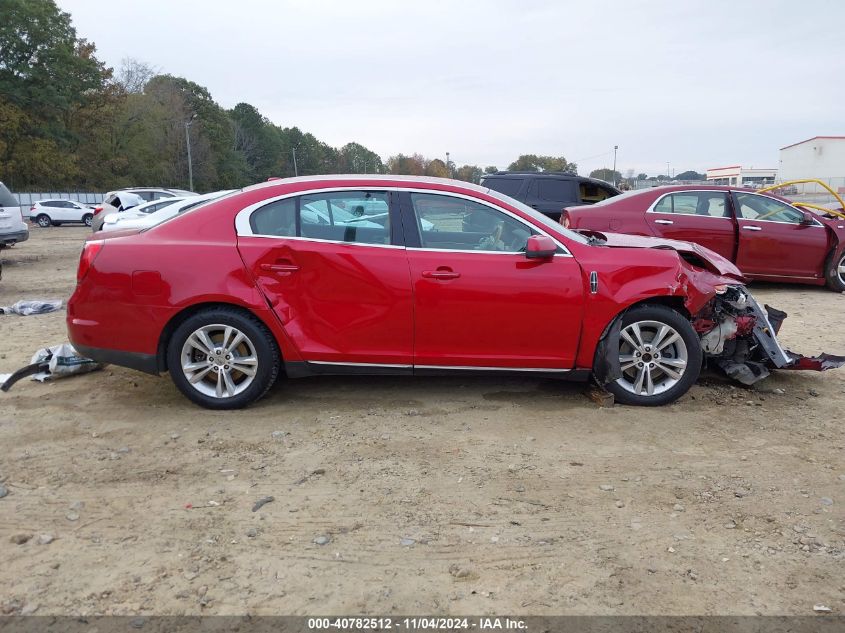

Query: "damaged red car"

xmin=66 ymin=176 xmax=842 ymax=409
xmin=561 ymin=185 xmax=845 ymax=291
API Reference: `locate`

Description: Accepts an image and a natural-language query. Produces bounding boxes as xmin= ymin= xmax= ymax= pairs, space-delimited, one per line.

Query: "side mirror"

xmin=800 ymin=211 xmax=815 ymax=225
xmin=525 ymin=234 xmax=557 ymax=259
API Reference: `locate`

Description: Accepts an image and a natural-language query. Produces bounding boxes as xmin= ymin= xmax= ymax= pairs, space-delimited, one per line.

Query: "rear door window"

xmin=536 ymin=179 xmax=576 ymax=203
xmin=483 ymin=177 xmax=524 ymax=198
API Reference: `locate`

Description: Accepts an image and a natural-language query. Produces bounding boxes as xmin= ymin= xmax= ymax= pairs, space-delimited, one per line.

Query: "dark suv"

xmin=481 ymin=171 xmax=621 ymax=220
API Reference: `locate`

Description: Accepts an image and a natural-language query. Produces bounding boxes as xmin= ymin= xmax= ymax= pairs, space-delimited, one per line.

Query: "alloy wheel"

xmin=837 ymin=253 xmax=845 ymax=286
xmin=180 ymin=324 xmax=258 ymax=399
xmin=616 ymin=320 xmax=689 ymax=396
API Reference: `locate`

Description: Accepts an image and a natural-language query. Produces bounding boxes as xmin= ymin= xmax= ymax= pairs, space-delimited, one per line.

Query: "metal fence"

xmin=12 ymin=191 xmax=105 ymax=206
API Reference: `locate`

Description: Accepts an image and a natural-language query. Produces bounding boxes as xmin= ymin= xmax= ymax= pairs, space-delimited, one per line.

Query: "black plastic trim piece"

xmin=73 ymin=344 xmax=159 ymax=375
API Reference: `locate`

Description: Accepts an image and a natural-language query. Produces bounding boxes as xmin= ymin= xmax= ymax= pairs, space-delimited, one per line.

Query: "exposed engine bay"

xmin=693 ymin=285 xmax=845 ymax=385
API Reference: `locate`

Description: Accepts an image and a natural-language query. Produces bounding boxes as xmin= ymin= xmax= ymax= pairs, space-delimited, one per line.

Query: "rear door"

xmin=236 ymin=190 xmax=413 ymax=367
xmin=732 ymin=192 xmax=830 ymax=278
xmin=644 ymin=191 xmax=737 ymax=261
xmin=521 ymin=178 xmax=577 ymax=220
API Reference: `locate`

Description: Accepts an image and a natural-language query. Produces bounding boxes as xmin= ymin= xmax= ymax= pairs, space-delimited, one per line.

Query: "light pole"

xmin=292 ymin=147 xmax=298 ymax=177
xmin=612 ymin=145 xmax=618 ymax=186
xmin=445 ymin=152 xmax=450 ymax=177
xmin=666 ymin=161 xmax=670 ymax=180
xmin=185 ymin=113 xmax=197 ymax=191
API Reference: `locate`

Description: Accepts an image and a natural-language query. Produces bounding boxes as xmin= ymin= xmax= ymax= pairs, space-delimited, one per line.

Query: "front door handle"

xmin=654 ymin=219 xmax=673 ymax=225
xmin=742 ymin=226 xmax=762 ymax=232
xmin=260 ymin=262 xmax=300 ymax=275
xmin=422 ymin=269 xmax=460 ymax=280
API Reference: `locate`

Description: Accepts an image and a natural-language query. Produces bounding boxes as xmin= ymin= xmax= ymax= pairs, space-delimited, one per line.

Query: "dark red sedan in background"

xmin=562 ymin=186 xmax=845 ymax=291
xmin=67 ymin=176 xmax=840 ymax=410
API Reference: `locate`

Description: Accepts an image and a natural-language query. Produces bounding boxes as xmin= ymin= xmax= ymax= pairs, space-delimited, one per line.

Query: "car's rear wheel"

xmin=35 ymin=214 xmax=51 ymax=228
xmin=824 ymin=251 xmax=845 ymax=292
xmin=604 ymin=305 xmax=701 ymax=406
xmin=166 ymin=308 xmax=280 ymax=409
xmin=82 ymin=213 xmax=93 ymax=227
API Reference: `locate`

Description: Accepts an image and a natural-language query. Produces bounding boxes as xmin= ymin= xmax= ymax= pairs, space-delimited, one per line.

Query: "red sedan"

xmin=562 ymin=185 xmax=845 ymax=291
xmin=67 ymin=176 xmax=839 ymax=409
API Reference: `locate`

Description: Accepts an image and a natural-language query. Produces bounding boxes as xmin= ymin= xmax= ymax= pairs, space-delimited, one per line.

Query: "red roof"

xmin=780 ymin=136 xmax=845 ymax=151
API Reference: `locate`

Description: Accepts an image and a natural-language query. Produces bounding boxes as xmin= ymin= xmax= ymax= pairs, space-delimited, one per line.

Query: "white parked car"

xmin=93 ymin=197 xmax=185 ymax=232
xmin=0 ymin=181 xmax=28 ymax=248
xmin=30 ymin=199 xmax=96 ymax=227
xmin=100 ymin=191 xmax=234 ymax=232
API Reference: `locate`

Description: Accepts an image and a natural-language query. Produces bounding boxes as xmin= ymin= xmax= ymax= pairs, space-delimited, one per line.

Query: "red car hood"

xmin=581 ymin=230 xmax=745 ymax=280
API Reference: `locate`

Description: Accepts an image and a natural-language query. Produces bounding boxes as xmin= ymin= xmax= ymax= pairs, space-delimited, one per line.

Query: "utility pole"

xmin=612 ymin=145 xmax=618 ymax=186
xmin=185 ymin=114 xmax=197 ymax=191
xmin=666 ymin=161 xmax=670 ymax=180
xmin=292 ymin=147 xmax=298 ymax=177
xmin=446 ymin=152 xmax=450 ymax=177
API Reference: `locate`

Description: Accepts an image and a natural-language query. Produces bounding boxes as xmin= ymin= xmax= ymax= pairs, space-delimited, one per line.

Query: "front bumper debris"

xmin=694 ymin=286 xmax=845 ymax=385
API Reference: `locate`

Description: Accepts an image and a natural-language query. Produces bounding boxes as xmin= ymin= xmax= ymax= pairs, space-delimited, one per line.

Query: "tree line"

xmin=0 ymin=1 xmax=586 ymax=193
xmin=3 ymin=1 xmax=702 ymax=193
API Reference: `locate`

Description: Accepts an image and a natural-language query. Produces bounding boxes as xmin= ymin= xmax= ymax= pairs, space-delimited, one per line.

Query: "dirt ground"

xmin=0 ymin=226 xmax=843 ymax=617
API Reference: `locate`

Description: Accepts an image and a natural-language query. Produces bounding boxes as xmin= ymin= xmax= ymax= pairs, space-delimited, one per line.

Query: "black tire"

xmin=825 ymin=250 xmax=845 ymax=292
xmin=82 ymin=213 xmax=93 ymax=227
xmin=35 ymin=214 xmax=51 ymax=228
xmin=603 ymin=304 xmax=702 ymax=407
xmin=166 ymin=307 xmax=280 ymax=409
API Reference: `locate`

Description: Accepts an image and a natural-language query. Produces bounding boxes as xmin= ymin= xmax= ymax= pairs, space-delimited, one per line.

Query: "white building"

xmin=705 ymin=165 xmax=777 ymax=187
xmin=779 ymin=136 xmax=845 ymax=181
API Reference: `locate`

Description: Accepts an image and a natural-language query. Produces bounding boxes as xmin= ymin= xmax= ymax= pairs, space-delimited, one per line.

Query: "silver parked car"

xmin=0 ymin=182 xmax=28 ymax=248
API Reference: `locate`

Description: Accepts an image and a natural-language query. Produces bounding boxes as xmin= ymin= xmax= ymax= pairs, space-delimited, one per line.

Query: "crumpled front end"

xmin=692 ymin=285 xmax=845 ymax=385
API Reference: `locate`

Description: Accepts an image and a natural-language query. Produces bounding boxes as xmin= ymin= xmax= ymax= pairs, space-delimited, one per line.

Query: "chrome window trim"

xmin=400 ymin=187 xmax=572 ymax=256
xmin=235 ymin=186 xmax=572 ymax=256
xmin=645 ymin=190 xmax=733 ymax=219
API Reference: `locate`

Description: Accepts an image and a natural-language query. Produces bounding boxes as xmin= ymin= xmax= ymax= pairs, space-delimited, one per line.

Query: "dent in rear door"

xmin=236 ymin=191 xmax=413 ymax=366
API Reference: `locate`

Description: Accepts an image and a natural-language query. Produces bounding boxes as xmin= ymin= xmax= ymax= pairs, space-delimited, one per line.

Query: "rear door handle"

xmin=260 ymin=262 xmax=300 ymax=275
xmin=654 ymin=219 xmax=673 ymax=225
xmin=422 ymin=270 xmax=460 ymax=280
xmin=742 ymin=226 xmax=762 ymax=231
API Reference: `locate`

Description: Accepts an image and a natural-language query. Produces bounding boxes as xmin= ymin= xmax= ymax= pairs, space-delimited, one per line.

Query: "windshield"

xmin=483 ymin=187 xmax=590 ymax=245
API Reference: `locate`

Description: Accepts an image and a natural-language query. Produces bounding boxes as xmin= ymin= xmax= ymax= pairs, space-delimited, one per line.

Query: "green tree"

xmin=507 ymin=154 xmax=576 ymax=173
xmin=386 ymin=153 xmax=426 ymax=176
xmin=424 ymin=158 xmax=449 ymax=178
xmin=454 ymin=164 xmax=483 ymax=184
xmin=637 ymin=173 xmax=648 ymax=180
xmin=675 ymin=170 xmax=705 ymax=181
xmin=338 ymin=142 xmax=383 ymax=173
xmin=484 ymin=165 xmax=498 ymax=174
xmin=590 ymin=168 xmax=622 ymax=182
xmin=0 ymin=0 xmax=112 ymax=187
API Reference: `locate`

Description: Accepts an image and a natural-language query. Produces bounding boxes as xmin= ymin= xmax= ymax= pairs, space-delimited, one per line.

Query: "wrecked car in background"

xmin=66 ymin=175 xmax=844 ymax=410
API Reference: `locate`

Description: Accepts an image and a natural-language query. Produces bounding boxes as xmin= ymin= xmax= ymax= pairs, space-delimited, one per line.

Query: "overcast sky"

xmin=58 ymin=0 xmax=845 ymax=177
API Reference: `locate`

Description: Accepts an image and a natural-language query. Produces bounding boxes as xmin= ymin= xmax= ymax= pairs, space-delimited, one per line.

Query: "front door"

xmin=644 ymin=191 xmax=737 ymax=261
xmin=237 ymin=190 xmax=413 ymax=366
xmin=732 ymin=192 xmax=830 ymax=278
xmin=401 ymin=191 xmax=584 ymax=369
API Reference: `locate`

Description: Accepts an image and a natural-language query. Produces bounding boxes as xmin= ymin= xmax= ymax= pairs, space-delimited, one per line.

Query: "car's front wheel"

xmin=166 ymin=307 xmax=280 ymax=409
xmin=604 ymin=305 xmax=701 ymax=406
